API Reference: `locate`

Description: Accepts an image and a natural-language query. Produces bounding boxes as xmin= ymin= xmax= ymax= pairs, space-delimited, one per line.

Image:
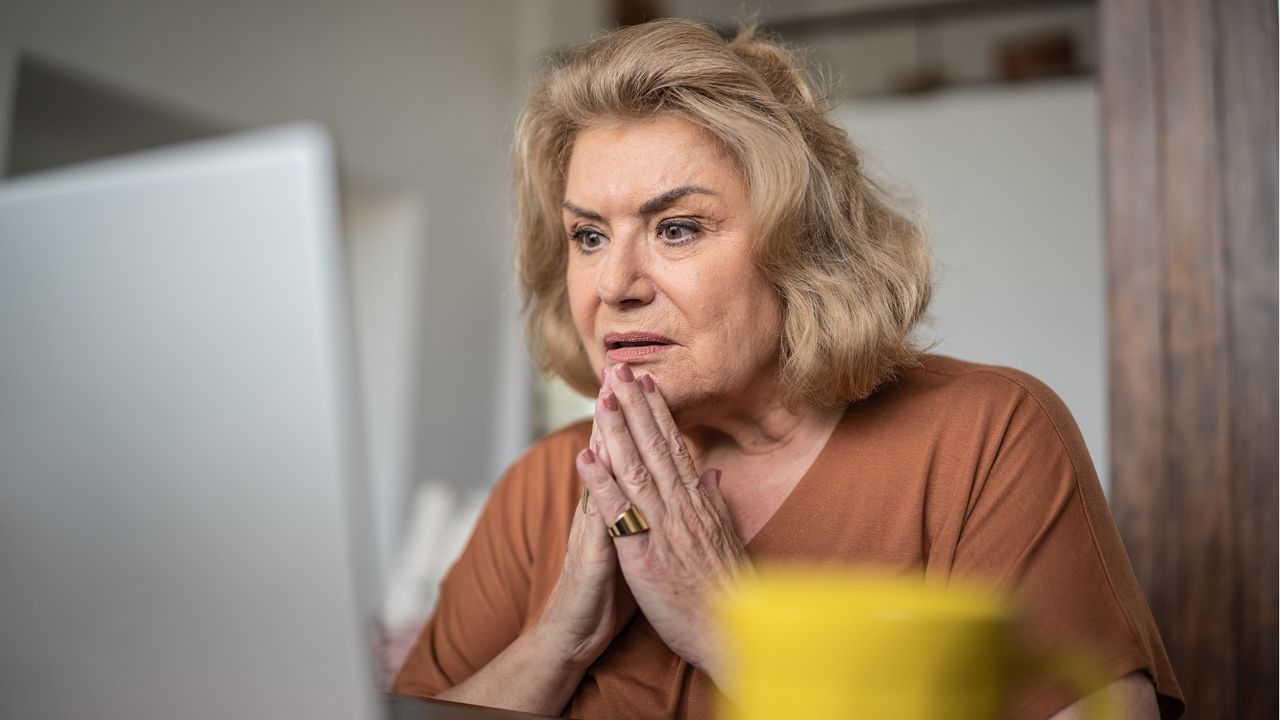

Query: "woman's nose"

xmin=596 ymin=231 xmax=655 ymax=307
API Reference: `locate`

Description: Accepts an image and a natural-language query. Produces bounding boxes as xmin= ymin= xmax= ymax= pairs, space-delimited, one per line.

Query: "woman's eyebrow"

xmin=637 ymin=185 xmax=716 ymax=215
xmin=561 ymin=185 xmax=717 ymax=223
xmin=561 ymin=201 xmax=604 ymax=222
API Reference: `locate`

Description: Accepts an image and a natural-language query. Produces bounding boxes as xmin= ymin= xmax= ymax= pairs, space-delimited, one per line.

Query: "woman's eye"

xmin=572 ymin=228 xmax=606 ymax=252
xmin=658 ymin=221 xmax=698 ymax=245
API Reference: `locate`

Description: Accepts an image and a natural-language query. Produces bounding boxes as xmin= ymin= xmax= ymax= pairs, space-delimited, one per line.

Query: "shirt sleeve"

xmin=945 ymin=371 xmax=1184 ymax=720
xmin=391 ymin=463 xmax=537 ymax=697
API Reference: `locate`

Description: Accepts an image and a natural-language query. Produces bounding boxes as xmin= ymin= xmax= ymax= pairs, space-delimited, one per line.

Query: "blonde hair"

xmin=514 ymin=19 xmax=932 ymax=408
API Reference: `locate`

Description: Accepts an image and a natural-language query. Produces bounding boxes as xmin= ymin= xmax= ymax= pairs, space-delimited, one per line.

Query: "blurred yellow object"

xmin=718 ymin=570 xmax=1113 ymax=720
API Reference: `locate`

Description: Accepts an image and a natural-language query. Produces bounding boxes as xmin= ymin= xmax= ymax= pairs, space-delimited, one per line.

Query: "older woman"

xmin=394 ymin=19 xmax=1183 ymax=720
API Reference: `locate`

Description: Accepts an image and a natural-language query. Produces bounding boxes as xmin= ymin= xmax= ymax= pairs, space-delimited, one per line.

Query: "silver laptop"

xmin=0 ymin=126 xmax=384 ymax=720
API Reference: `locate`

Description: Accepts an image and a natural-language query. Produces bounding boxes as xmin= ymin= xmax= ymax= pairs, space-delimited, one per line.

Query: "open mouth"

xmin=603 ymin=332 xmax=676 ymax=353
xmin=606 ymin=339 xmax=671 ymax=350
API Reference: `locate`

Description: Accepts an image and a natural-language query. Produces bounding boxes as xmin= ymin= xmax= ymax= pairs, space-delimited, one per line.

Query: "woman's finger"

xmin=578 ymin=445 xmax=653 ymax=550
xmin=594 ymin=434 xmax=614 ymax=476
xmin=635 ymin=373 xmax=701 ymax=489
xmin=603 ymin=364 xmax=683 ymax=502
xmin=590 ymin=374 xmax=615 ymax=476
xmin=587 ymin=387 xmax=614 ymax=503
xmin=573 ymin=450 xmax=619 ymax=559
xmin=595 ymin=384 xmax=668 ymax=522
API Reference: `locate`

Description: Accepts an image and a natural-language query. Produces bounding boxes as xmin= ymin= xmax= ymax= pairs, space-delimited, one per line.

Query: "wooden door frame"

xmin=1100 ymin=0 xmax=1278 ymax=716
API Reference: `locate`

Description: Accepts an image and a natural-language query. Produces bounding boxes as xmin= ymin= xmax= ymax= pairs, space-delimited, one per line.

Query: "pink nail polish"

xmin=639 ymin=374 xmax=656 ymax=393
xmin=616 ymin=364 xmax=634 ymax=383
xmin=711 ymin=468 xmax=722 ymax=483
xmin=580 ymin=448 xmax=596 ymax=464
xmin=603 ymin=392 xmax=619 ymax=412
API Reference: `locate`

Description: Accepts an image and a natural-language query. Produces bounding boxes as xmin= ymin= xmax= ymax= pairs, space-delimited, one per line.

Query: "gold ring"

xmin=608 ymin=505 xmax=649 ymax=537
xmin=580 ymin=486 xmax=590 ymax=514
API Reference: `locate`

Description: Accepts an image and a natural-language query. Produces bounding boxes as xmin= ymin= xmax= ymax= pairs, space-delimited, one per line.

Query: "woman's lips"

xmin=602 ymin=332 xmax=677 ymax=364
xmin=605 ymin=343 xmax=674 ymax=364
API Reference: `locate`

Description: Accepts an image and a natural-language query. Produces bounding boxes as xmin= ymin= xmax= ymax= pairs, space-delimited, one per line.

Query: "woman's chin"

xmin=646 ymin=378 xmax=694 ymax=415
xmin=660 ymin=387 xmax=712 ymax=425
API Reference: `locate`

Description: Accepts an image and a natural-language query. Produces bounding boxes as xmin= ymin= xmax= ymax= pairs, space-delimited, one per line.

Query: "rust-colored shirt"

xmin=394 ymin=355 xmax=1184 ymax=718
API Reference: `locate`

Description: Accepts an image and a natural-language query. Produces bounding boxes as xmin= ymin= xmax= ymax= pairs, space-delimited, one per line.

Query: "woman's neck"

xmin=676 ymin=375 xmax=844 ymax=484
xmin=681 ymin=401 xmax=841 ymax=461
xmin=676 ymin=391 xmax=844 ymax=544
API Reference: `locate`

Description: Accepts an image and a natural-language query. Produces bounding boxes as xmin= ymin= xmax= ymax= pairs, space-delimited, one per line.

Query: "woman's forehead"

xmin=564 ymin=118 xmax=742 ymax=210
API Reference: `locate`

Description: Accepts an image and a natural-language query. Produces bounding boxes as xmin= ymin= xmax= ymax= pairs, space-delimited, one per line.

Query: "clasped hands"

xmin=536 ymin=363 xmax=753 ymax=691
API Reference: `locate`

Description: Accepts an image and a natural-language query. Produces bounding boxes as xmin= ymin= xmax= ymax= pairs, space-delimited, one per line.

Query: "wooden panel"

xmin=1100 ymin=0 xmax=1164 ymax=613
xmin=1102 ymin=0 xmax=1278 ymax=716
xmin=1217 ymin=0 xmax=1280 ymax=717
xmin=1158 ymin=0 xmax=1236 ymax=711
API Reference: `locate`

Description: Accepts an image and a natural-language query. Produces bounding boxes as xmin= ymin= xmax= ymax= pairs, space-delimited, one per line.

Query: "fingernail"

xmin=580 ymin=448 xmax=596 ymax=464
xmin=600 ymin=367 xmax=607 ymax=385
xmin=615 ymin=364 xmax=634 ymax=383
xmin=711 ymin=468 xmax=722 ymax=484
xmin=639 ymin=374 xmax=656 ymax=393
xmin=603 ymin=392 xmax=619 ymax=412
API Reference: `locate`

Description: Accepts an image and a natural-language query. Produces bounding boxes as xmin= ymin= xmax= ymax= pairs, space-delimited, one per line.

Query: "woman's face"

xmin=563 ymin=116 xmax=784 ymax=417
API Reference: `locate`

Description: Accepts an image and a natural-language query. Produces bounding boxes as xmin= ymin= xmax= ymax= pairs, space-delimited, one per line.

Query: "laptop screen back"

xmin=0 ymin=126 xmax=380 ymax=720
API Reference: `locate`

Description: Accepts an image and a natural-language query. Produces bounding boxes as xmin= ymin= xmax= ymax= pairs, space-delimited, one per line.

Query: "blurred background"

xmin=0 ymin=0 xmax=1106 ymax=638
xmin=3 ymin=1 xmax=1273 ymax=712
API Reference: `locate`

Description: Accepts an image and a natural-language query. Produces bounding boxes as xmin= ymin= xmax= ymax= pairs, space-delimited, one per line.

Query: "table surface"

xmin=384 ymin=693 xmax=557 ymax=720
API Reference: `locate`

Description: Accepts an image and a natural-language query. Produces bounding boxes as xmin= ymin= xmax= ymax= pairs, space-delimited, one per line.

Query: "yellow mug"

xmin=718 ymin=570 xmax=1114 ymax=720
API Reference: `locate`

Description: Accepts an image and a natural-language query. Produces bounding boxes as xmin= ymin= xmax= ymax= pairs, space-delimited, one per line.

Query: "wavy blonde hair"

xmin=514 ymin=18 xmax=932 ymax=408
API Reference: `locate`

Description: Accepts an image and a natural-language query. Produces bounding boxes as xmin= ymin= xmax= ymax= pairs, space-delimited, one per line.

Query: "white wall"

xmin=345 ymin=191 xmax=428 ymax=596
xmin=837 ymin=79 xmax=1109 ymax=490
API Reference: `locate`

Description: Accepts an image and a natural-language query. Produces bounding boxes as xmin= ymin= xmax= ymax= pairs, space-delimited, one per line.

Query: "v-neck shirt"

xmin=393 ymin=355 xmax=1183 ymax=719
